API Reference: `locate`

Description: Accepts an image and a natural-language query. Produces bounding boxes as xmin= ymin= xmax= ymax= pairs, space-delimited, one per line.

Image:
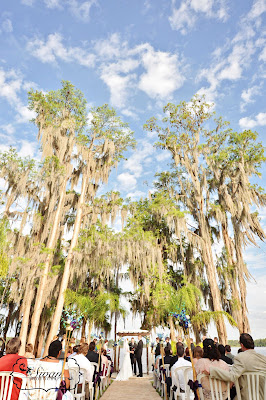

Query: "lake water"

xmin=231 ymin=347 xmax=266 ymax=356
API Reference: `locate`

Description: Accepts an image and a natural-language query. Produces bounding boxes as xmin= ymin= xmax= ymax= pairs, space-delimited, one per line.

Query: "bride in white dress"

xmin=116 ymin=339 xmax=133 ymax=381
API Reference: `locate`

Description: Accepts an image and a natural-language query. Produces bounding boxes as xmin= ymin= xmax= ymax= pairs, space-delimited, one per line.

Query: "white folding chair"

xmin=235 ymin=372 xmax=266 ymax=400
xmin=171 ymin=366 xmax=194 ymax=400
xmin=69 ymin=366 xmax=86 ymax=400
xmin=0 ymin=371 xmax=26 ymax=400
xmin=90 ymin=362 xmax=99 ymax=399
xmin=197 ymin=373 xmax=233 ymax=400
xmin=160 ymin=364 xmax=170 ymax=399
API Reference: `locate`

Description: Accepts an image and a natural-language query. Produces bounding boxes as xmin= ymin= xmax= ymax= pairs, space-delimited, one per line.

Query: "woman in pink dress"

xmin=195 ymin=338 xmax=230 ymax=400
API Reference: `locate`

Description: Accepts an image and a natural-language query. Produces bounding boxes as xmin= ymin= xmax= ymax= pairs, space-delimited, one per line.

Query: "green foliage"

xmin=0 ymin=219 xmax=9 ymax=278
xmin=191 ymin=311 xmax=237 ymax=330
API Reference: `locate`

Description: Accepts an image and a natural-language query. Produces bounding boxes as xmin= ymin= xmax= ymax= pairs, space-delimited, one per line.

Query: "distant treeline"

xmin=228 ymin=338 xmax=266 ymax=347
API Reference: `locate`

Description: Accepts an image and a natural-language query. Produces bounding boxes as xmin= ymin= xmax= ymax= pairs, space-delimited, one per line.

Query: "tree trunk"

xmin=232 ymin=217 xmax=250 ymax=333
xmin=81 ymin=317 xmax=86 ymax=338
xmin=168 ymin=315 xmax=176 ymax=342
xmin=87 ymin=320 xmax=93 ymax=344
xmin=43 ymin=175 xmax=87 ymax=356
xmin=19 ymin=287 xmax=34 ymax=355
xmin=0 ymin=302 xmax=14 ymax=355
xmin=36 ymin=324 xmax=46 ymax=358
xmin=199 ymin=214 xmax=227 ymax=343
xmin=221 ymin=220 xmax=243 ymax=331
xmin=27 ymin=185 xmax=67 ymax=347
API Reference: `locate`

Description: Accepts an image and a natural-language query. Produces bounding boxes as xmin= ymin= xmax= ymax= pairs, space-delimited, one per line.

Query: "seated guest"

xmin=208 ymin=333 xmax=266 ymax=400
xmin=159 ymin=347 xmax=172 ymax=367
xmin=218 ymin=344 xmax=233 ymax=365
xmin=184 ymin=347 xmax=191 ymax=362
xmin=193 ymin=345 xmax=203 ymax=365
xmin=0 ymin=338 xmax=27 ymax=400
xmin=213 ymin=337 xmax=219 ymax=346
xmin=165 ymin=337 xmax=172 ymax=354
xmin=69 ymin=345 xmax=80 ymax=358
xmin=170 ymin=342 xmax=183 ymax=369
xmin=190 ymin=338 xmax=195 ymax=352
xmin=195 ymin=338 xmax=229 ymax=400
xmin=68 ymin=343 xmax=93 ymax=398
xmin=27 ymin=340 xmax=70 ymax=400
xmin=225 ymin=345 xmax=234 ymax=362
xmin=24 ymin=343 xmax=35 ymax=359
xmin=101 ymin=348 xmax=109 ymax=372
xmin=67 ymin=346 xmax=73 ymax=358
xmin=171 ymin=345 xmax=192 ymax=392
xmin=86 ymin=341 xmax=101 ymax=378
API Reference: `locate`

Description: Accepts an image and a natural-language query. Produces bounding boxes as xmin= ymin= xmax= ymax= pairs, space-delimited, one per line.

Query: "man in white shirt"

xmin=171 ymin=345 xmax=192 ymax=392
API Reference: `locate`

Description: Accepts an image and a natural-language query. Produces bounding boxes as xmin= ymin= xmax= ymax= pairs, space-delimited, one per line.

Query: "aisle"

xmin=100 ymin=376 xmax=161 ymax=400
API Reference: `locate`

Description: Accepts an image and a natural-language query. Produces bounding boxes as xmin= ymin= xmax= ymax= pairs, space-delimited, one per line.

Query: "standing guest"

xmin=0 ymin=338 xmax=27 ymax=400
xmin=129 ymin=337 xmax=137 ymax=375
xmin=135 ymin=335 xmax=143 ymax=377
xmin=24 ymin=343 xmax=35 ymax=359
xmin=218 ymin=344 xmax=233 ymax=365
xmin=68 ymin=343 xmax=93 ymax=399
xmin=171 ymin=345 xmax=193 ymax=392
xmin=155 ymin=337 xmax=161 ymax=358
xmin=193 ymin=345 xmax=203 ymax=365
xmin=208 ymin=333 xmax=266 ymax=400
xmin=225 ymin=345 xmax=234 ymax=362
xmin=195 ymin=338 xmax=229 ymax=400
xmin=165 ymin=337 xmax=172 ymax=354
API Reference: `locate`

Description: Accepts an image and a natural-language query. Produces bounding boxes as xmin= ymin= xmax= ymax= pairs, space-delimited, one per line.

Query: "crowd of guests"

xmin=0 ymin=336 xmax=112 ymax=400
xmin=153 ymin=333 xmax=266 ymax=400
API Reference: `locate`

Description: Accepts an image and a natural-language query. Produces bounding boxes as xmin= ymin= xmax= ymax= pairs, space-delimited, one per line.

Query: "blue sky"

xmin=0 ymin=0 xmax=266 ymax=339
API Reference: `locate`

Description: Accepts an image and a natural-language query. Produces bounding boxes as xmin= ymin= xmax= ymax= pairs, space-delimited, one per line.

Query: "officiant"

xmin=129 ymin=337 xmax=137 ymax=375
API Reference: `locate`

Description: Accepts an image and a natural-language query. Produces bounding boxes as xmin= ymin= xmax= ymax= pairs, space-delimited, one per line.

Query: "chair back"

xmin=0 ymin=371 xmax=26 ymax=400
xmin=69 ymin=366 xmax=86 ymax=398
xmin=235 ymin=372 xmax=266 ymax=400
xmin=90 ymin=362 xmax=99 ymax=373
xmin=197 ymin=373 xmax=233 ymax=400
xmin=172 ymin=366 xmax=194 ymax=398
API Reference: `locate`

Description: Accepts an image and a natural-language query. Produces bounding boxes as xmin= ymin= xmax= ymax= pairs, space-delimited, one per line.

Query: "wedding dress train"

xmin=116 ymin=340 xmax=133 ymax=381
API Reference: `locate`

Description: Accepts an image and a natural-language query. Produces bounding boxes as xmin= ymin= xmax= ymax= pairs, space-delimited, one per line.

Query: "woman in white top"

xmin=68 ymin=343 xmax=93 ymax=383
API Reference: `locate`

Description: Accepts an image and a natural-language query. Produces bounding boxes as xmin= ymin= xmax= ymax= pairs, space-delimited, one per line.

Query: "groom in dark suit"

xmin=135 ymin=334 xmax=143 ymax=377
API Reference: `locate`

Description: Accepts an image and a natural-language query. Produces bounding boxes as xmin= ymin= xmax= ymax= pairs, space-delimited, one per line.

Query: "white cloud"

xmin=0 ymin=68 xmax=37 ymax=124
xmin=1 ymin=18 xmax=13 ymax=33
xmin=239 ymin=112 xmax=266 ymax=128
xmin=27 ymin=33 xmax=95 ymax=67
xmin=18 ymin=140 xmax=37 ymax=158
xmin=126 ymin=190 xmax=146 ymax=200
xmin=68 ymin=0 xmax=97 ymax=20
xmin=248 ymin=0 xmax=266 ymax=19
xmin=138 ymin=45 xmax=185 ymax=99
xmin=94 ymin=35 xmax=185 ymax=108
xmin=156 ymin=151 xmax=171 ymax=162
xmin=169 ymin=0 xmax=228 ymax=34
xmin=0 ymin=124 xmax=15 ymax=135
xmin=44 ymin=0 xmax=61 ymax=8
xmin=117 ymin=173 xmax=137 ymax=191
xmin=240 ymin=85 xmax=261 ymax=112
